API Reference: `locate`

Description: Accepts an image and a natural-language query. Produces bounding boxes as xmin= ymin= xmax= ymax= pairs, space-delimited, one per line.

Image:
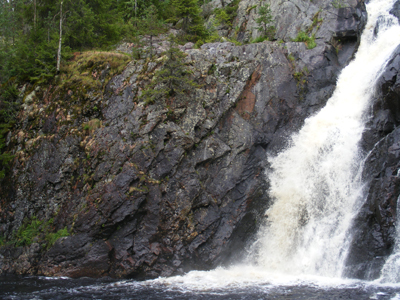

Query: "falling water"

xmin=252 ymin=0 xmax=400 ymax=279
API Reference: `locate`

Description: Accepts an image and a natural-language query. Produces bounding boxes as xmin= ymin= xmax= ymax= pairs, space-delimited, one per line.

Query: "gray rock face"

xmin=390 ymin=0 xmax=400 ymax=23
xmin=345 ymin=45 xmax=400 ymax=280
xmin=206 ymin=0 xmax=365 ymax=43
xmin=0 ymin=0 xmax=366 ymax=279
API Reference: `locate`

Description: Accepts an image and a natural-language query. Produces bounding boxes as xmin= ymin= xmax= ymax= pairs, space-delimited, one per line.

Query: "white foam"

xmin=251 ymin=0 xmax=400 ymax=279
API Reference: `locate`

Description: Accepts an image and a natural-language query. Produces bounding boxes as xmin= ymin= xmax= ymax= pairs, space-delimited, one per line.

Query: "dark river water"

xmin=2 ymin=270 xmax=400 ymax=300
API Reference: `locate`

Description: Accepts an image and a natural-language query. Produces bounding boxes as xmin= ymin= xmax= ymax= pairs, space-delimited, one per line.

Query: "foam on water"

xmin=251 ymin=0 xmax=400 ymax=279
xmin=148 ymin=265 xmax=363 ymax=291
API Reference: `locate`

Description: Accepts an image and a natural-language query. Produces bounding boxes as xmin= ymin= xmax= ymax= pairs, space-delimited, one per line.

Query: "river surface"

xmin=2 ymin=269 xmax=400 ymax=300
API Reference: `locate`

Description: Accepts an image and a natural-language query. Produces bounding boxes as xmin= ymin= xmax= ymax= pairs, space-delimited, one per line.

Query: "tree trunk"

xmin=134 ymin=0 xmax=137 ymax=27
xmin=11 ymin=0 xmax=15 ymax=45
xmin=33 ymin=0 xmax=36 ymax=31
xmin=150 ymin=35 xmax=153 ymax=59
xmin=56 ymin=1 xmax=63 ymax=72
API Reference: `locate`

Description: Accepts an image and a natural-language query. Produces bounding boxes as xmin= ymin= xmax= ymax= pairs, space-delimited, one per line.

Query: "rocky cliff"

xmin=345 ymin=42 xmax=400 ymax=279
xmin=0 ymin=0 xmax=380 ymax=279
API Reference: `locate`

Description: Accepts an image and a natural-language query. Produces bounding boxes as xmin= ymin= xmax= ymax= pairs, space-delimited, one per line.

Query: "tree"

xmin=171 ymin=0 xmax=207 ymax=41
xmin=0 ymin=0 xmax=15 ymax=82
xmin=139 ymin=5 xmax=165 ymax=59
xmin=141 ymin=36 xmax=199 ymax=104
xmin=255 ymin=4 xmax=274 ymax=39
xmin=56 ymin=1 xmax=63 ymax=72
xmin=59 ymin=0 xmax=123 ymax=50
xmin=0 ymin=81 xmax=19 ymax=180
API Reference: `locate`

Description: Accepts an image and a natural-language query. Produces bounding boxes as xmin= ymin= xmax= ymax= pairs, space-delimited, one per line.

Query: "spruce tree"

xmin=171 ymin=0 xmax=207 ymax=41
xmin=255 ymin=4 xmax=274 ymax=39
xmin=141 ymin=36 xmax=199 ymax=104
xmin=140 ymin=5 xmax=165 ymax=59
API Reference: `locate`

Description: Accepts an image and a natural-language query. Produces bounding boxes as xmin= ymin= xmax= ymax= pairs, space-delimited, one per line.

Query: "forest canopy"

xmin=0 ymin=0 xmax=215 ymax=85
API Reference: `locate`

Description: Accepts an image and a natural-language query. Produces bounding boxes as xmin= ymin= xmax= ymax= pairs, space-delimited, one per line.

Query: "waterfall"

xmin=251 ymin=0 xmax=400 ymax=278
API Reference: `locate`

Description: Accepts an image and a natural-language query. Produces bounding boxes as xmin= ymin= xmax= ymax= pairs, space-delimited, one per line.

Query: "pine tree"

xmin=141 ymin=36 xmax=199 ymax=104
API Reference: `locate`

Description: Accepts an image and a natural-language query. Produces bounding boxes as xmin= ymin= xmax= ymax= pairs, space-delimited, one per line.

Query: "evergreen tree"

xmin=255 ymin=4 xmax=274 ymax=39
xmin=0 ymin=0 xmax=126 ymax=84
xmin=62 ymin=0 xmax=123 ymax=50
xmin=141 ymin=36 xmax=199 ymax=104
xmin=0 ymin=81 xmax=19 ymax=180
xmin=171 ymin=0 xmax=207 ymax=41
xmin=139 ymin=5 xmax=166 ymax=59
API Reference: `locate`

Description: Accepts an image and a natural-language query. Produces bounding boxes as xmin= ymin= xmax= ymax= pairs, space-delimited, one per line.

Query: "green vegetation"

xmin=0 ymin=0 xmax=209 ymax=87
xmin=141 ymin=36 xmax=199 ymax=104
xmin=293 ymin=66 xmax=309 ymax=101
xmin=59 ymin=51 xmax=130 ymax=91
xmin=309 ymin=11 xmax=323 ymax=34
xmin=15 ymin=217 xmax=43 ymax=247
xmin=255 ymin=4 xmax=275 ymax=41
xmin=171 ymin=0 xmax=208 ymax=42
xmin=332 ymin=0 xmax=345 ymax=8
xmin=294 ymin=31 xmax=317 ymax=49
xmin=0 ymin=79 xmax=19 ymax=179
xmin=247 ymin=5 xmax=258 ymax=14
xmin=214 ymin=0 xmax=240 ymax=27
xmin=82 ymin=119 xmax=102 ymax=134
xmin=12 ymin=217 xmax=70 ymax=248
xmin=0 ymin=0 xmax=125 ymax=85
xmin=139 ymin=5 xmax=167 ymax=59
xmin=251 ymin=36 xmax=269 ymax=43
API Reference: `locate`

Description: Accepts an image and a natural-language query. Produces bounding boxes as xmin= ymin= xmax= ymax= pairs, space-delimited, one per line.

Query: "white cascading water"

xmin=252 ymin=0 xmax=400 ymax=278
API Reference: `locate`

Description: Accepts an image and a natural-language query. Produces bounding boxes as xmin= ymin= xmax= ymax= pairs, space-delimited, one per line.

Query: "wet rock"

xmin=334 ymin=6 xmax=366 ymax=40
xmin=345 ymin=44 xmax=400 ymax=280
xmin=390 ymin=0 xmax=400 ymax=23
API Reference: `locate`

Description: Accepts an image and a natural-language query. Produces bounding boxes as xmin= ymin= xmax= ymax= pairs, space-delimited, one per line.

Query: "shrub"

xmin=256 ymin=4 xmax=274 ymax=39
xmin=213 ymin=0 xmax=240 ymax=27
xmin=46 ymin=227 xmax=69 ymax=248
xmin=82 ymin=118 xmax=102 ymax=134
xmin=13 ymin=217 xmax=70 ymax=248
xmin=251 ymin=36 xmax=269 ymax=43
xmin=15 ymin=217 xmax=43 ymax=247
xmin=294 ymin=31 xmax=317 ymax=49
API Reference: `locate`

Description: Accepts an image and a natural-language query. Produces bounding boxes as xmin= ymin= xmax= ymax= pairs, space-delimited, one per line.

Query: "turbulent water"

xmin=2 ymin=273 xmax=400 ymax=299
xmin=252 ymin=0 xmax=400 ymax=279
xmin=3 ymin=0 xmax=400 ymax=299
